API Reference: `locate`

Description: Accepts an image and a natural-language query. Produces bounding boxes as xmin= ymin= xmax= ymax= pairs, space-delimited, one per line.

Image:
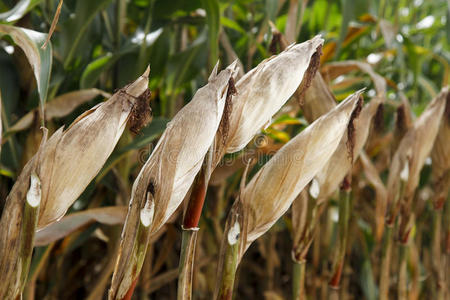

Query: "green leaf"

xmin=202 ymin=0 xmax=220 ymax=70
xmin=60 ymin=0 xmax=114 ymax=67
xmin=0 ymin=0 xmax=30 ymax=22
xmin=265 ymin=0 xmax=278 ymax=22
xmin=80 ymin=53 xmax=115 ymax=89
xmin=166 ymin=33 xmax=207 ymax=93
xmin=220 ymin=16 xmax=246 ymax=34
xmin=0 ymin=24 xmax=52 ymax=116
xmin=81 ymin=28 xmax=162 ymax=89
xmin=0 ymin=0 xmax=43 ymax=23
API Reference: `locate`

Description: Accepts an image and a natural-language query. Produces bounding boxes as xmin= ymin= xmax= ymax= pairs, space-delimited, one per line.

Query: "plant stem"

xmin=115 ymin=196 xmax=154 ymax=300
xmin=183 ymin=167 xmax=208 ymax=229
xmin=329 ymin=186 xmax=351 ymax=288
xmin=292 ymin=259 xmax=306 ymax=300
xmin=177 ymin=152 xmax=211 ymax=299
xmin=8 ymin=174 xmax=41 ymax=298
xmin=380 ymin=179 xmax=406 ymax=300
xmin=398 ymin=242 xmax=408 ymax=300
xmin=216 ymin=233 xmax=240 ymax=300
xmin=379 ymin=225 xmax=393 ymax=300
xmin=214 ymin=203 xmax=242 ymax=300
xmin=177 ymin=228 xmax=199 ymax=300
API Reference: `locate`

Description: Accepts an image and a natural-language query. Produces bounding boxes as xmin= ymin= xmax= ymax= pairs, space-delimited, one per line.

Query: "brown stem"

xmin=183 ymin=166 xmax=208 ymax=229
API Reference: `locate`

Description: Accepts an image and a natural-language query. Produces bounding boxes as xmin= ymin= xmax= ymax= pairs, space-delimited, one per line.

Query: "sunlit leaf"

xmin=0 ymin=25 xmax=52 ymax=116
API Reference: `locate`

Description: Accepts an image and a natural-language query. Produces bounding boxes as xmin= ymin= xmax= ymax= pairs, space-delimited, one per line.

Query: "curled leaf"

xmin=0 ymin=24 xmax=52 ymax=117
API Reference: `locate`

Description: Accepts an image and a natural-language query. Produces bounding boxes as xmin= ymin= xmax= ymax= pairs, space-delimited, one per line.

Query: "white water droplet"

xmin=416 ymin=15 xmax=434 ymax=30
xmin=4 ymin=45 xmax=14 ymax=54
xmin=27 ymin=173 xmax=41 ymax=208
xmin=309 ymin=178 xmax=320 ymax=199
xmin=140 ymin=199 xmax=154 ymax=227
xmin=228 ymin=220 xmax=240 ymax=245
xmin=367 ymin=53 xmax=382 ymax=64
xmin=400 ymin=161 xmax=409 ymax=182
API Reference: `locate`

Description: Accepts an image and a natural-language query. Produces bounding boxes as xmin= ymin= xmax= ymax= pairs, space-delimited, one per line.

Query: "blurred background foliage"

xmin=0 ymin=0 xmax=449 ymax=299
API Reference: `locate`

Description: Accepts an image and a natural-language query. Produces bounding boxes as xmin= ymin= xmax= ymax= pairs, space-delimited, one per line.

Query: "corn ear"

xmin=109 ymin=63 xmax=238 ymax=300
xmin=240 ymin=90 xmax=363 ymax=257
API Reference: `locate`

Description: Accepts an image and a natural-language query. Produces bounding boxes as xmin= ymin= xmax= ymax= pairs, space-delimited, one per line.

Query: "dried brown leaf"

xmin=386 ymin=87 xmax=448 ymax=224
xmin=8 ymin=88 xmax=111 ymax=133
xmin=34 ymin=206 xmax=127 ymax=246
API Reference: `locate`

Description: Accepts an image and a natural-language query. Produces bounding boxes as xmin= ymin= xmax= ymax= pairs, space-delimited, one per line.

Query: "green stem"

xmin=177 ymin=150 xmax=211 ymax=299
xmin=379 ymin=225 xmax=393 ymax=300
xmin=177 ymin=228 xmax=199 ymax=300
xmin=217 ymin=236 xmax=240 ymax=300
xmin=114 ymin=198 xmax=153 ymax=300
xmin=432 ymin=207 xmax=444 ymax=299
xmin=329 ymin=188 xmax=351 ymax=288
xmin=398 ymin=243 xmax=408 ymax=300
xmin=215 ymin=206 xmax=241 ymax=300
xmin=19 ymin=201 xmax=39 ymax=291
xmin=7 ymin=174 xmax=41 ymax=298
xmin=137 ymin=0 xmax=155 ymax=73
xmin=292 ymin=260 xmax=306 ymax=300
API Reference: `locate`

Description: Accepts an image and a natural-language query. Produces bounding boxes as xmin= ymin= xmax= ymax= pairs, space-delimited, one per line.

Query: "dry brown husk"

xmin=0 ymin=69 xmax=150 ymax=298
xmin=109 ymin=63 xmax=238 ymax=299
xmin=237 ymin=91 xmax=363 ymax=259
xmin=213 ymin=35 xmax=324 ymax=165
xmin=430 ymin=89 xmax=450 ymax=205
xmin=386 ymin=87 xmax=448 ymax=228
xmin=315 ymin=95 xmax=382 ymax=201
xmin=360 ymin=151 xmax=388 ymax=241
xmin=300 ymin=72 xmax=337 ymax=123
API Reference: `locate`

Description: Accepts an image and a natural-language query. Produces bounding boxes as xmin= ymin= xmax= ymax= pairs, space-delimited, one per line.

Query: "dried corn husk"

xmin=300 ymin=72 xmax=337 ymax=123
xmin=431 ymin=89 xmax=450 ymax=205
xmin=214 ymin=36 xmax=324 ymax=163
xmin=37 ymin=69 xmax=150 ymax=228
xmin=109 ymin=63 xmax=238 ymax=300
xmin=314 ymin=96 xmax=382 ymax=201
xmin=0 ymin=68 xmax=151 ymax=298
xmin=360 ymin=151 xmax=388 ymax=241
xmin=386 ymin=87 xmax=448 ymax=225
xmin=392 ymin=94 xmax=414 ymax=154
xmin=238 ymin=91 xmax=363 ymax=257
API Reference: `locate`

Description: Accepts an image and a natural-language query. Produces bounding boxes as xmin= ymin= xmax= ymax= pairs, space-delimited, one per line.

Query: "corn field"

xmin=0 ymin=0 xmax=449 ymax=299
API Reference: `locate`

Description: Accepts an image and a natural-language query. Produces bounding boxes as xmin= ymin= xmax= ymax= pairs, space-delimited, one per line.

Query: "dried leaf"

xmin=431 ymin=90 xmax=450 ymax=186
xmin=301 ymin=72 xmax=337 ymax=123
xmin=360 ymin=151 xmax=387 ymax=241
xmin=8 ymin=88 xmax=111 ymax=133
xmin=321 ymin=60 xmax=386 ymax=98
xmin=0 ymin=24 xmax=52 ymax=117
xmin=34 ymin=206 xmax=127 ymax=246
xmin=386 ymin=87 xmax=448 ymax=224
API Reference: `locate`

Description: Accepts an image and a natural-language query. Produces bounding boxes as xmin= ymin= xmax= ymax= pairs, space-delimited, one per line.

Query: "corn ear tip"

xmin=143 ymin=65 xmax=151 ymax=78
xmin=208 ymin=60 xmax=220 ymax=81
xmin=227 ymin=59 xmax=240 ymax=78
